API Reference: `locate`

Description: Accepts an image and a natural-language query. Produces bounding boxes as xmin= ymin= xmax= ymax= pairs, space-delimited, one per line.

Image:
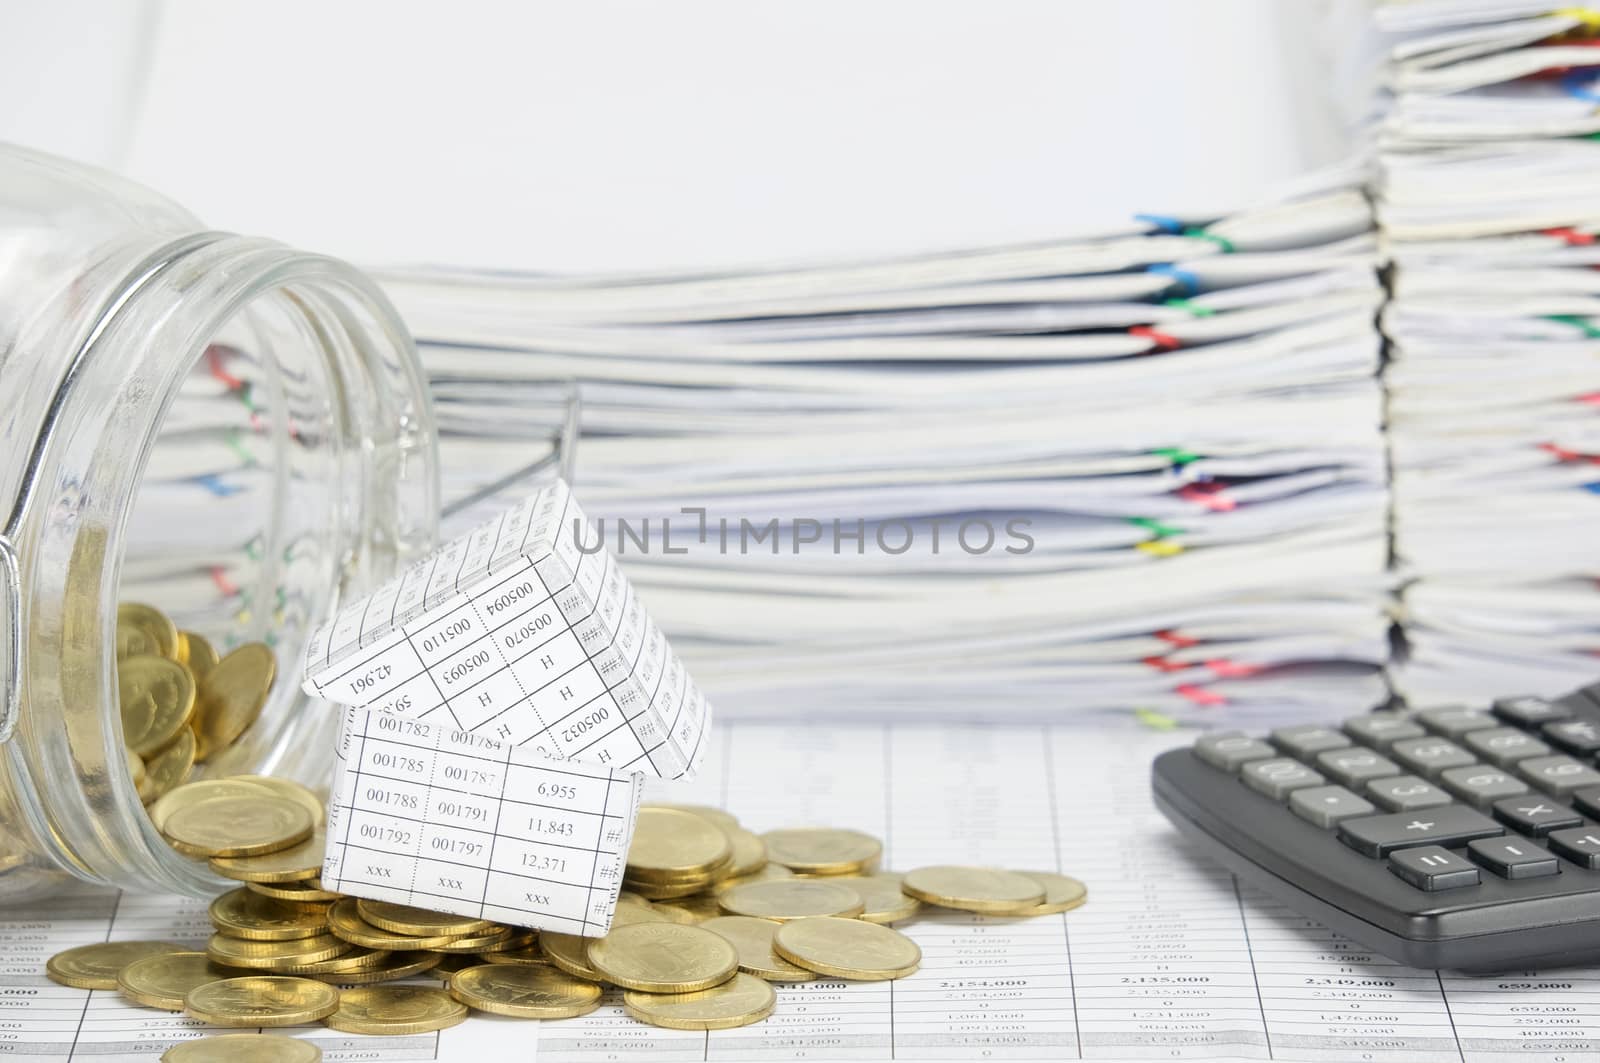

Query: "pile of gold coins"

xmin=80 ymin=603 xmax=1089 ymax=1062
xmin=116 ymin=601 xmax=276 ymax=809
xmin=48 ymin=796 xmax=1086 ymax=1061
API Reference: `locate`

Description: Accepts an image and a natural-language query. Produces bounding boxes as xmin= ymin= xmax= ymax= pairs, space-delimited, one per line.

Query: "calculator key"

xmin=1390 ymin=737 xmax=1477 ymax=779
xmin=1338 ymin=805 xmax=1502 ymax=857
xmin=1387 ymin=845 xmax=1480 ymax=891
xmin=1289 ymin=785 xmax=1376 ymax=829
xmin=1546 ymin=827 xmax=1600 ymax=869
xmin=1515 ymin=755 xmax=1600 ymax=796
xmin=1466 ymin=837 xmax=1560 ymax=880
xmin=1367 ymin=775 xmax=1453 ymax=812
xmin=1342 ymin=712 xmax=1425 ymax=751
xmin=1240 ymin=758 xmax=1326 ymax=800
xmin=1193 ymin=732 xmax=1277 ymax=772
xmin=1438 ymin=765 xmax=1529 ymax=809
xmin=1541 ymin=719 xmax=1600 ymax=757
xmin=1314 ymin=748 xmax=1401 ymax=789
xmin=1571 ymin=788 xmax=1600 ymax=821
xmin=1270 ymin=724 xmax=1351 ymax=759
xmin=1492 ymin=795 xmax=1584 ymax=838
xmin=1416 ymin=707 xmax=1497 ymax=738
xmin=1492 ymin=695 xmax=1571 ymax=729
xmin=1462 ymin=727 xmax=1551 ymax=768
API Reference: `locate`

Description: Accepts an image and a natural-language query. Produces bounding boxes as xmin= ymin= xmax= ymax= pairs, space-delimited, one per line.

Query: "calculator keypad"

xmin=1191 ymin=697 xmax=1600 ymax=892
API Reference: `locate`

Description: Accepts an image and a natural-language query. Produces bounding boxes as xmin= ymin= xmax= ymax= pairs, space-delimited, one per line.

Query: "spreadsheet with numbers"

xmin=9 ymin=720 xmax=1600 ymax=1062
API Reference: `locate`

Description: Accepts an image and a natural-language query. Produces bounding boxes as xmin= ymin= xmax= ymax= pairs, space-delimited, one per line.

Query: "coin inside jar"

xmin=585 ymin=922 xmax=739 ymax=993
xmin=117 ymin=602 xmax=178 ymax=660
xmin=183 ymin=975 xmax=339 ymax=1027
xmin=192 ymin=643 xmax=275 ymax=761
xmin=449 ymin=963 xmax=604 ymax=1019
xmin=163 ymin=794 xmax=313 ymax=858
xmin=118 ymin=656 xmax=196 ymax=757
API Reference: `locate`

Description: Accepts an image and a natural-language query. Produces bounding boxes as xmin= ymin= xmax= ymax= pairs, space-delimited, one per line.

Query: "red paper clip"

xmin=1129 ymin=325 xmax=1183 ymax=351
xmin=1176 ymin=683 xmax=1227 ymax=707
xmin=1544 ymin=226 xmax=1597 ymax=245
xmin=1206 ymin=658 xmax=1261 ymax=679
xmin=1179 ymin=482 xmax=1237 ymax=511
xmin=1156 ymin=629 xmax=1200 ymax=648
xmin=1142 ymin=655 xmax=1190 ymax=673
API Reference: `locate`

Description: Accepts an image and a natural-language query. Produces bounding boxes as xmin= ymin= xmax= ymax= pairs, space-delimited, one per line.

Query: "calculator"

xmin=1152 ymin=685 xmax=1600 ymax=972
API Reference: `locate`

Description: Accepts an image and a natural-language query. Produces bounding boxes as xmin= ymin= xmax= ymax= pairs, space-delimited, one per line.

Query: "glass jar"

xmin=0 ymin=143 xmax=440 ymax=900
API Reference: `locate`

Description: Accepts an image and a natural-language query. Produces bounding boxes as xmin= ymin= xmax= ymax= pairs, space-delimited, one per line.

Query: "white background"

xmin=0 ymin=0 xmax=1355 ymax=272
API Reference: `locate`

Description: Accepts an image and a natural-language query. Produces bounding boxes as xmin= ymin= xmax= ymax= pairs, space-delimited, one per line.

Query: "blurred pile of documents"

xmin=377 ymin=171 xmax=1392 ymax=723
xmin=1373 ymin=1 xmax=1600 ymax=706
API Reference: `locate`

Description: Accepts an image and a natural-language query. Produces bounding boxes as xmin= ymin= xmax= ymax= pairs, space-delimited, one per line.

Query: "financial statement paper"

xmin=8 ymin=720 xmax=1600 ymax=1062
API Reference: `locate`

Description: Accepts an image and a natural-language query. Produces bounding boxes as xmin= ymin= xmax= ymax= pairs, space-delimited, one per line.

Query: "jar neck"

xmin=6 ymin=232 xmax=438 ymax=896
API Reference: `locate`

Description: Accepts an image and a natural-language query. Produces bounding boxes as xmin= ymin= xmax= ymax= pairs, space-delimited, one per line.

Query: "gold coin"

xmin=449 ymin=963 xmax=603 ymax=1019
xmin=309 ymin=951 xmax=443 ymax=985
xmin=325 ymin=898 xmax=458 ymax=950
xmin=654 ymin=894 xmax=722 ymax=924
xmin=148 ymin=778 xmax=277 ymax=832
xmin=717 ymin=879 xmax=864 ymax=922
xmin=227 ymin=776 xmax=323 ymax=827
xmin=177 ymin=631 xmax=220 ymax=683
xmin=1014 ymin=870 xmax=1088 ymax=915
xmin=164 ymin=794 xmax=313 ymax=858
xmin=700 ymin=916 xmax=816 ymax=982
xmin=276 ymin=947 xmax=390 ymax=975
xmin=838 ymin=872 xmax=921 ymax=924
xmin=323 ymin=983 xmax=466 ymax=1034
xmin=209 ymin=888 xmax=329 ymax=941
xmin=623 ymin=971 xmax=775 ymax=1031
xmin=142 ymin=729 xmax=197 ymax=806
xmin=541 ymin=931 xmax=607 ymax=981
xmin=627 ymin=808 xmax=731 ymax=882
xmin=46 ymin=940 xmax=187 ymax=989
xmin=247 ymin=878 xmax=341 ymax=903
xmin=901 ymin=865 xmax=1046 ymax=914
xmin=424 ymin=953 xmax=484 ymax=980
xmin=649 ymin=803 xmax=741 ymax=833
xmin=206 ymin=933 xmax=350 ymax=970
xmin=434 ymin=929 xmax=536 ymax=954
xmin=117 ymin=951 xmax=239 ymax=1011
xmin=119 ymin=655 xmax=196 ymax=757
xmin=611 ymin=903 xmax=672 ymax=928
xmin=355 ymin=899 xmax=492 ymax=937
xmin=724 ymin=826 xmax=767 ymax=878
xmin=128 ymin=748 xmax=155 ymax=804
xmin=761 ymin=828 xmax=882 ymax=876
xmin=585 ymin=922 xmax=738 ymax=993
xmin=773 ymin=916 xmax=921 ymax=980
xmin=184 ymin=975 xmax=339 ymax=1027
xmin=160 ymin=1033 xmax=322 ymax=1063
xmin=481 ymin=943 xmax=549 ymax=966
xmin=211 ymin=830 xmax=325 ymax=884
xmin=625 ymin=876 xmax=719 ymax=900
xmin=712 ymin=862 xmax=795 ymax=896
xmin=616 ymin=890 xmax=655 ymax=910
xmin=117 ymin=603 xmax=178 ymax=660
xmin=193 ymin=643 xmax=276 ymax=761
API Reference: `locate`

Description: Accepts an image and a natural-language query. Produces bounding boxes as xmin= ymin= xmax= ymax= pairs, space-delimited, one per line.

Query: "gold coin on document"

xmin=699 ymin=915 xmax=816 ymax=982
xmin=163 ymin=794 xmax=313 ymax=858
xmin=653 ymin=894 xmax=723 ymax=924
xmin=712 ymin=862 xmax=795 ymax=896
xmin=622 ymin=971 xmax=776 ymax=1031
xmin=837 ymin=872 xmax=921 ymax=924
xmin=322 ymin=984 xmax=467 ymax=1034
xmin=147 ymin=777 xmax=277 ymax=832
xmin=247 ymin=878 xmax=341 ymax=903
xmin=205 ymin=933 xmax=351 ymax=970
xmin=646 ymin=803 xmax=741 ymax=833
xmin=773 ymin=916 xmax=921 ymax=980
xmin=193 ymin=643 xmax=276 ymax=761
xmin=119 ymin=655 xmax=196 ymax=757
xmin=211 ymin=830 xmax=325 ymax=884
xmin=761 ymin=828 xmax=881 ymax=876
xmin=584 ymin=922 xmax=738 ymax=993
xmin=716 ymin=879 xmax=864 ymax=922
xmin=311 ymin=950 xmax=444 ymax=985
xmin=160 ymin=1033 xmax=322 ymax=1063
xmin=433 ymin=929 xmax=536 ymax=954
xmin=723 ymin=826 xmax=767 ymax=878
xmin=208 ymin=888 xmax=329 ymax=941
xmin=540 ymin=931 xmax=609 ymax=981
xmin=275 ymin=946 xmax=391 ymax=976
xmin=176 ymin=630 xmax=220 ymax=683
xmin=116 ymin=951 xmax=239 ymax=1011
xmin=901 ymin=865 xmax=1046 ymax=914
xmin=479 ymin=942 xmax=550 ymax=966
xmin=448 ymin=963 xmax=603 ymax=1019
xmin=46 ymin=939 xmax=187 ymax=989
xmin=183 ymin=975 xmax=339 ymax=1026
xmin=1012 ymin=870 xmax=1088 ymax=915
xmin=117 ymin=602 xmax=179 ymax=660
xmin=355 ymin=899 xmax=492 ymax=937
xmin=626 ymin=808 xmax=731 ymax=882
xmin=325 ymin=898 xmax=459 ymax=950
xmin=142 ymin=729 xmax=197 ymax=806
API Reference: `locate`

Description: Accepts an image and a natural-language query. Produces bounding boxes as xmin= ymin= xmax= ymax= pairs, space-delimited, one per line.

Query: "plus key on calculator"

xmin=1152 ymin=681 xmax=1600 ymax=971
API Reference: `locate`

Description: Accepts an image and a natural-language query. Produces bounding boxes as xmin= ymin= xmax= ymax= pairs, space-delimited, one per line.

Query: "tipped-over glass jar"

xmin=0 ymin=143 xmax=439 ymax=900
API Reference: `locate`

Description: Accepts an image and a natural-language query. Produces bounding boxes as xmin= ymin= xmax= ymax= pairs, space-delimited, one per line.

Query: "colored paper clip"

xmin=1176 ymin=683 xmax=1227 ymax=707
xmin=1178 ymin=482 xmax=1237 ymax=511
xmin=192 ymin=474 xmax=244 ymax=498
xmin=1133 ymin=707 xmax=1181 ymax=731
xmin=1137 ymin=540 xmax=1185 ymax=558
xmin=1548 ymin=313 xmax=1600 ymax=338
xmin=1539 ymin=441 xmax=1600 ymax=463
xmin=1134 ymin=212 xmax=1185 ymax=234
xmin=1164 ymin=298 xmax=1216 ymax=317
xmin=222 ymin=427 xmax=257 ymax=467
xmin=1183 ymin=227 xmax=1236 ymax=254
xmin=1142 ymin=655 xmax=1190 ymax=673
xmin=1554 ymin=7 xmax=1600 ymax=32
xmin=1129 ymin=325 xmax=1183 ymax=351
xmin=1147 ymin=263 xmax=1200 ymax=297
xmin=1206 ymin=658 xmax=1262 ymax=679
xmin=1543 ymin=226 xmax=1597 ymax=244
xmin=209 ymin=566 xmax=239 ymax=597
xmin=1576 ymin=392 xmax=1600 ymax=405
xmin=1156 ymin=629 xmax=1200 ymax=649
xmin=1128 ymin=516 xmax=1185 ymax=538
xmin=1151 ymin=446 xmax=1202 ymax=466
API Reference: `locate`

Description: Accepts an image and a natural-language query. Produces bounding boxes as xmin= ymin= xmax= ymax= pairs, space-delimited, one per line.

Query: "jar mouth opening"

xmin=14 ymin=236 xmax=437 ymax=897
